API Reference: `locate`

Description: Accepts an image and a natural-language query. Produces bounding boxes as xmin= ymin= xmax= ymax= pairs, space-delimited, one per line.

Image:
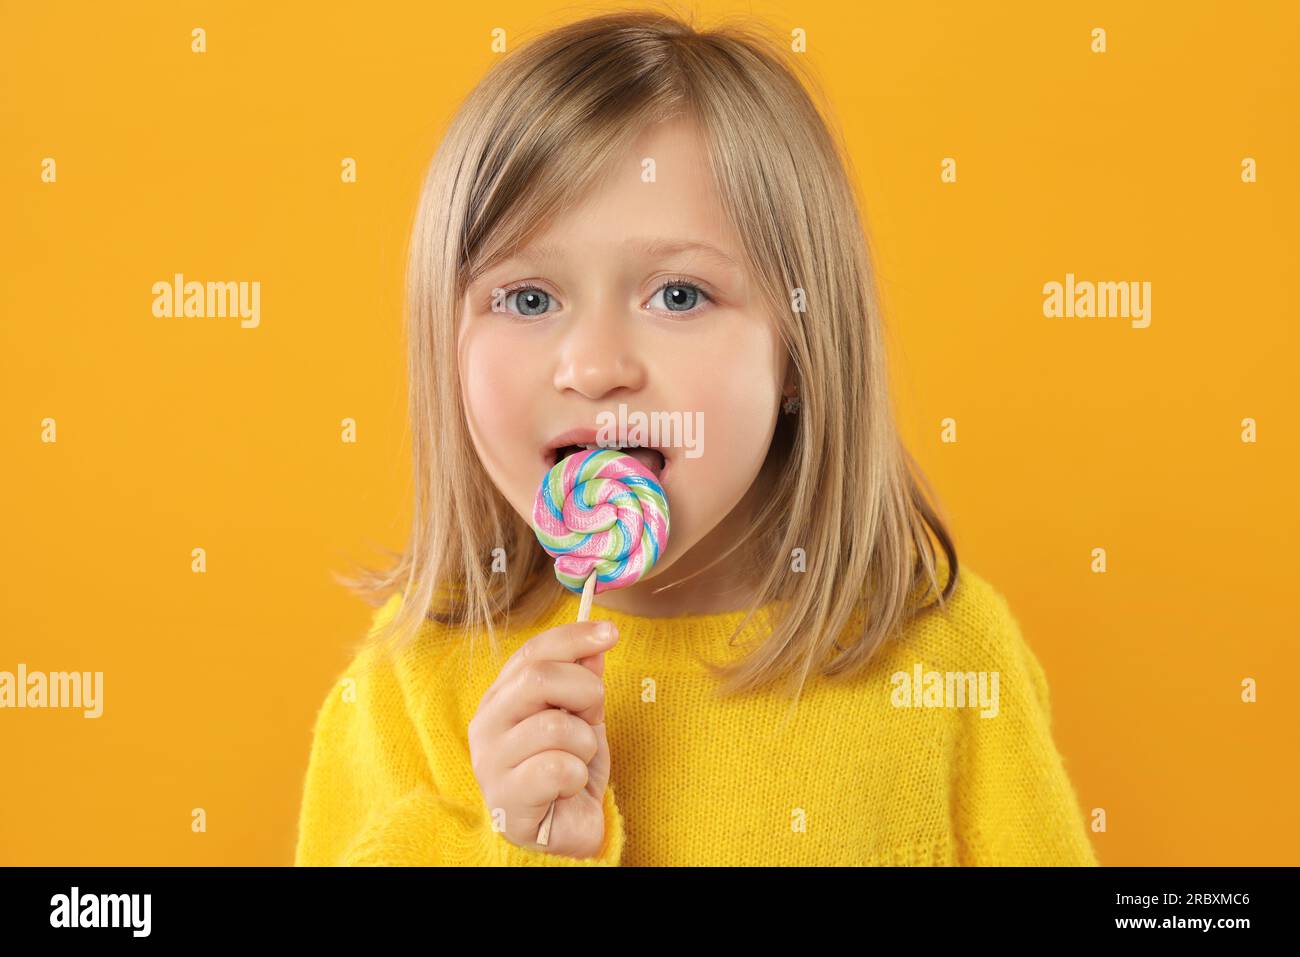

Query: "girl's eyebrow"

xmin=510 ymin=236 xmax=742 ymax=270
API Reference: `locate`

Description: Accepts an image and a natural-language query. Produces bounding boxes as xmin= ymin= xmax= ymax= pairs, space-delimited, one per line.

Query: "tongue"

xmin=621 ymin=447 xmax=663 ymax=479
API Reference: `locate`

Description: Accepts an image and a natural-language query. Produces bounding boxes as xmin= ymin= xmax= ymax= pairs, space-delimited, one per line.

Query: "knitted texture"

xmin=294 ymin=566 xmax=1099 ymax=866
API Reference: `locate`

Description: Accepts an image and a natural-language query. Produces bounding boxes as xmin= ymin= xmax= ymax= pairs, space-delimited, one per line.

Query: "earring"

xmin=782 ymin=393 xmax=801 ymax=415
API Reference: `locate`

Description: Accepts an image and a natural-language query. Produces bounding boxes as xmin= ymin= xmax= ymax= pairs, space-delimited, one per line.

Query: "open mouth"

xmin=547 ymin=443 xmax=668 ymax=481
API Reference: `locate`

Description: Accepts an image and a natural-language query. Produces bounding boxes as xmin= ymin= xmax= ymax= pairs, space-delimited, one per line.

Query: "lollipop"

xmin=529 ymin=447 xmax=670 ymax=844
xmin=532 ymin=448 xmax=670 ymax=595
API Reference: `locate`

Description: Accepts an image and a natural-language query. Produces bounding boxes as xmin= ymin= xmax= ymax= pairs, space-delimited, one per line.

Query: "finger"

xmin=496 ymin=658 xmax=606 ymax=729
xmin=506 ymin=749 xmax=590 ymax=810
xmin=580 ymin=644 xmax=611 ymax=723
xmin=493 ymin=621 xmax=619 ymax=693
xmin=498 ymin=707 xmax=600 ymax=770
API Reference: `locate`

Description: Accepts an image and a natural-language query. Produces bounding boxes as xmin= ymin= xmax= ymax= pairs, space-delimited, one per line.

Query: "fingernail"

xmin=594 ymin=621 xmax=615 ymax=641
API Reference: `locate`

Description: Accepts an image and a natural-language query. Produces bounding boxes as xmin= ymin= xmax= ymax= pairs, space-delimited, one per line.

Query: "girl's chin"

xmin=593 ymin=560 xmax=675 ymax=598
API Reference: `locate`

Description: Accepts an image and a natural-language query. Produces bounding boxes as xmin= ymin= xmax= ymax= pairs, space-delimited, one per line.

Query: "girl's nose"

xmin=553 ymin=299 xmax=647 ymax=399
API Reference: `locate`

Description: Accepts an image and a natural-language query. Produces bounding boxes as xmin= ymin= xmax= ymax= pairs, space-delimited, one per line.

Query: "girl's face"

xmin=458 ymin=117 xmax=790 ymax=616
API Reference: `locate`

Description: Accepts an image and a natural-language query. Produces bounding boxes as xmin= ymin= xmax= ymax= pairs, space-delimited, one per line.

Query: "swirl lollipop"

xmin=529 ymin=447 xmax=670 ymax=844
xmin=532 ymin=448 xmax=670 ymax=595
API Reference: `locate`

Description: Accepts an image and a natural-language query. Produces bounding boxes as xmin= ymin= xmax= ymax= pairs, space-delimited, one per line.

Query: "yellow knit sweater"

xmin=294 ymin=566 xmax=1098 ymax=866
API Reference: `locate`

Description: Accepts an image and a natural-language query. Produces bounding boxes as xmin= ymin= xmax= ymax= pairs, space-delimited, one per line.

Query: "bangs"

xmin=455 ymin=46 xmax=696 ymax=298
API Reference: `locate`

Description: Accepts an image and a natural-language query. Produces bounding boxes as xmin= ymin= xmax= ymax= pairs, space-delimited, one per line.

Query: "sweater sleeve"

xmin=293 ymin=602 xmax=625 ymax=867
xmin=952 ymin=592 xmax=1099 ymax=866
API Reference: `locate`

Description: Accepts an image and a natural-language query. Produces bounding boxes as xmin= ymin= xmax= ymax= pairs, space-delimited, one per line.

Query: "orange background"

xmin=2 ymin=1 xmax=1296 ymax=865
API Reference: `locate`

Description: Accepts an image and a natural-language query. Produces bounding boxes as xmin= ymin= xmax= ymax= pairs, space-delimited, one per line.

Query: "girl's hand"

xmin=467 ymin=620 xmax=619 ymax=858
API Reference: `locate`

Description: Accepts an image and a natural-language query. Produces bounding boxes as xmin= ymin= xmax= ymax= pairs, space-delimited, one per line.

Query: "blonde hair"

xmin=339 ymin=6 xmax=959 ymax=701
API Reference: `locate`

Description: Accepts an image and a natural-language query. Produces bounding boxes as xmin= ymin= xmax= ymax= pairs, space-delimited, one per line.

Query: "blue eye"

xmin=649 ymin=278 xmax=712 ymax=316
xmin=498 ymin=286 xmax=552 ymax=317
xmin=651 ymin=281 xmax=704 ymax=313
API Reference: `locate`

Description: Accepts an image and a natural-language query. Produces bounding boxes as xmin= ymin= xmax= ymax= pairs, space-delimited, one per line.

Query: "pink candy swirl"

xmin=530 ymin=448 xmax=670 ymax=594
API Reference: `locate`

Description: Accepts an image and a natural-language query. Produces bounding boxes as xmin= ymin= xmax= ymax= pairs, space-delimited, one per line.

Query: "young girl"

xmin=294 ymin=10 xmax=1097 ymax=866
